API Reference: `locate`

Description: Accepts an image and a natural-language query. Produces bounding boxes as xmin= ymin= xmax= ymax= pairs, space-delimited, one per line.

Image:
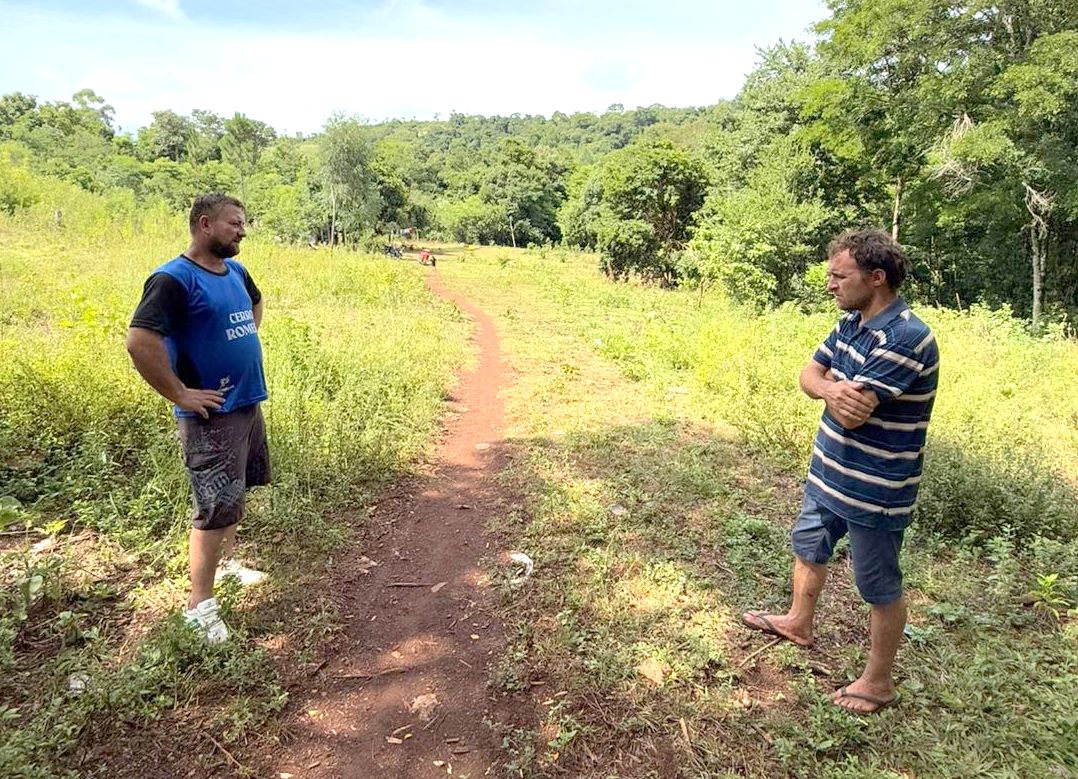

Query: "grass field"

xmin=0 ymin=220 xmax=470 ymax=778
xmin=1 ymin=217 xmax=1077 ymax=778
xmin=432 ymin=243 xmax=1078 ymax=779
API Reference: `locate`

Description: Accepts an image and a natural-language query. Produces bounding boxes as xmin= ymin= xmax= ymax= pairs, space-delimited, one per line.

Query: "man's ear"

xmin=872 ymin=268 xmax=887 ymax=287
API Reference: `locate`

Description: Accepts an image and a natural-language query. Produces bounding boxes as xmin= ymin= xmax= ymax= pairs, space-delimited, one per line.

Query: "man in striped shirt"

xmin=743 ymin=229 xmax=939 ymax=713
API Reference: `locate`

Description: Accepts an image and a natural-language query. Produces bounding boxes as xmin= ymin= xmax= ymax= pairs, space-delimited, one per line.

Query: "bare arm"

xmin=800 ymin=360 xmax=879 ymax=429
xmin=253 ymin=298 xmax=263 ymax=328
xmin=799 ymin=360 xmax=836 ymax=400
xmin=125 ymin=327 xmax=223 ymax=418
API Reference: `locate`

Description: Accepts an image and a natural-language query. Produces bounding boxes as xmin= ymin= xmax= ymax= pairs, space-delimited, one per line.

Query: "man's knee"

xmin=859 ymin=583 xmax=904 ymax=606
xmin=791 ymin=494 xmax=847 ymax=565
xmin=848 ymin=525 xmax=904 ymax=605
xmin=190 ymin=524 xmax=232 ymax=551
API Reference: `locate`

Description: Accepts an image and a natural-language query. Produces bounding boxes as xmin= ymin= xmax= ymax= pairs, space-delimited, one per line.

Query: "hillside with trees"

xmin=2 ymin=0 xmax=1076 ymax=325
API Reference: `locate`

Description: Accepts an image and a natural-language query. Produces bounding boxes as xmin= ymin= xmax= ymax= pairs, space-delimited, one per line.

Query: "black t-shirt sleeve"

xmin=130 ymin=273 xmax=188 ymax=335
xmin=238 ymin=265 xmax=262 ymax=305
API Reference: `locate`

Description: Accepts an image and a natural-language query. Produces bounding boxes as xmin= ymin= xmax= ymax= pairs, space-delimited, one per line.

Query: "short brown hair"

xmin=189 ymin=193 xmax=245 ymax=234
xmin=827 ymin=229 xmax=909 ymax=290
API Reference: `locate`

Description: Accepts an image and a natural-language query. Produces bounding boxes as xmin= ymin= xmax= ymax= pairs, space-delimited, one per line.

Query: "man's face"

xmin=203 ymin=205 xmax=246 ymax=258
xmin=826 ymin=249 xmax=879 ymax=312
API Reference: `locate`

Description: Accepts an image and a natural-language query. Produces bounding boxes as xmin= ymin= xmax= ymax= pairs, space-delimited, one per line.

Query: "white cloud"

xmin=1 ymin=0 xmax=824 ymax=134
xmin=180 ymin=32 xmax=748 ymax=133
xmin=33 ymin=66 xmax=59 ymax=83
xmin=133 ymin=0 xmax=184 ymax=19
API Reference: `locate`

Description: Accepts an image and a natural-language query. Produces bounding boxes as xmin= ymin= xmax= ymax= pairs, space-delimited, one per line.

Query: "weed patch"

xmin=440 ymin=244 xmax=1078 ymax=778
xmin=0 ymin=222 xmax=468 ymax=775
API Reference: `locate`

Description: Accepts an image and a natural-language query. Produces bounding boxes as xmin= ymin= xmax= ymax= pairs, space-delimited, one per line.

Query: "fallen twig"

xmin=386 ymin=582 xmax=434 ymax=588
xmin=750 ymin=723 xmax=774 ymax=746
xmin=334 ymin=667 xmax=408 ymax=680
xmin=738 ymin=637 xmax=782 ymax=668
xmin=204 ymin=731 xmax=246 ymax=772
xmin=423 ymin=711 xmax=446 ymax=731
xmin=806 ymin=661 xmax=834 ymax=677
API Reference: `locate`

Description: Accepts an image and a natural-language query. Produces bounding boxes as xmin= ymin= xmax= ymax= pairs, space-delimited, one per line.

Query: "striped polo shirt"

xmin=806 ymin=297 xmax=939 ymax=530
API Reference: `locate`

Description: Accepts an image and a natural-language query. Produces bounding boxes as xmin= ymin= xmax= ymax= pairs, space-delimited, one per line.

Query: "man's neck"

xmin=858 ymin=292 xmax=898 ymax=324
xmin=184 ymin=245 xmax=226 ymax=273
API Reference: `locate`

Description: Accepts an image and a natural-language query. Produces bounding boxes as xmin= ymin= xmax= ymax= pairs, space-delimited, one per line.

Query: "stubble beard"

xmin=209 ymin=239 xmax=239 ymax=259
xmin=836 ymin=289 xmax=871 ymax=312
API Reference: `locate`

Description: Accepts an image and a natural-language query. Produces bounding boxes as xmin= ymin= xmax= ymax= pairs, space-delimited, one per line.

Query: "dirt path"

xmin=264 ymin=271 xmax=526 ymax=779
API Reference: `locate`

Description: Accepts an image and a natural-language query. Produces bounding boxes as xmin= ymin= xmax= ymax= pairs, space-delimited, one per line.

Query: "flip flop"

xmin=833 ymin=686 xmax=901 ymax=714
xmin=741 ymin=610 xmax=814 ymax=648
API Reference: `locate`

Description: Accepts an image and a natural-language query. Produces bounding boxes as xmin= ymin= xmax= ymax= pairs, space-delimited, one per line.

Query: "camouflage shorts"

xmin=176 ymin=404 xmax=270 ymax=531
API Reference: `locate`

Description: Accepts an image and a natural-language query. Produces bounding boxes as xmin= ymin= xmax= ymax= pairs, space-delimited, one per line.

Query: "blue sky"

xmin=2 ymin=0 xmax=827 ymax=135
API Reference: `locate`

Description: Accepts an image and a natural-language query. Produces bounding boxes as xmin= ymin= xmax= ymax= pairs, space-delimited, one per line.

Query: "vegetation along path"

xmin=265 ymin=269 xmax=530 ymax=778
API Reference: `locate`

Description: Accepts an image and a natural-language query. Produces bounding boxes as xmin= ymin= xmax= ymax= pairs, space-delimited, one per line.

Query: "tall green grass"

xmin=0 ymin=226 xmax=469 ymax=545
xmin=0 ymin=209 xmax=469 ymax=775
xmin=449 ymin=246 xmax=1078 ymax=551
xmin=436 ymin=244 xmax=1078 ymax=779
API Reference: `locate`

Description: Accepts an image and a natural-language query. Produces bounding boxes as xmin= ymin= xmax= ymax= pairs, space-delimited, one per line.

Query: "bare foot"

xmin=741 ymin=611 xmax=814 ymax=648
xmin=832 ymin=677 xmax=899 ymax=714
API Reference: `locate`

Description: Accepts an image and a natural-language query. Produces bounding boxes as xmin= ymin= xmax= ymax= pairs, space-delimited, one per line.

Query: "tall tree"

xmin=561 ymin=139 xmax=708 ymax=284
xmin=478 ymin=138 xmax=566 ymax=247
xmin=814 ymin=0 xmax=960 ymax=241
xmin=689 ymin=136 xmax=834 ymax=306
xmin=139 ymin=110 xmax=194 ymax=162
xmin=220 ymin=113 xmax=275 ymax=202
xmin=187 ymin=109 xmax=225 ymax=165
xmin=931 ymin=29 xmax=1078 ymax=323
xmin=71 ymin=88 xmax=115 ymax=139
xmin=318 ymin=114 xmax=380 ymax=247
xmin=0 ymin=93 xmax=37 ymax=140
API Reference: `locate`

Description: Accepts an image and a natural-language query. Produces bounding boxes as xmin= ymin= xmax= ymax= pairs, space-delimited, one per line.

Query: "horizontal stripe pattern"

xmin=806 ymin=474 xmax=915 ymax=517
xmin=812 ymin=446 xmax=923 ymax=488
xmin=869 ymin=347 xmax=925 ymax=373
xmin=816 ymin=420 xmax=924 ymax=460
xmin=808 ymin=298 xmax=938 ymax=530
xmin=836 ymin=341 xmax=866 ymax=364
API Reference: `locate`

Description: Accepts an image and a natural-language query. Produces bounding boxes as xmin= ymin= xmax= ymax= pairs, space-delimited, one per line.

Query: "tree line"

xmin=1 ymin=0 xmax=1075 ymax=325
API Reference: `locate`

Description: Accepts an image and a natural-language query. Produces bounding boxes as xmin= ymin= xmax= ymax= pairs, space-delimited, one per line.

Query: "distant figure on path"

xmin=126 ymin=193 xmax=270 ymax=644
xmin=742 ymin=229 xmax=939 ymax=713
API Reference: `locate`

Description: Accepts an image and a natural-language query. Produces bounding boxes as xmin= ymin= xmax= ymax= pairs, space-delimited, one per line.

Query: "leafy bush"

xmin=436 ymin=194 xmax=507 ymax=244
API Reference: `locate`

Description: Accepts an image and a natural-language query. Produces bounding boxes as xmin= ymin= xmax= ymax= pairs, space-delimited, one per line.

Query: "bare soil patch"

xmin=252 ymin=270 xmax=534 ymax=778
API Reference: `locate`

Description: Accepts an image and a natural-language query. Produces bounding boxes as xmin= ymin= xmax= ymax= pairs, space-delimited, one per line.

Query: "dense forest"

xmin=1 ymin=0 xmax=1076 ymax=324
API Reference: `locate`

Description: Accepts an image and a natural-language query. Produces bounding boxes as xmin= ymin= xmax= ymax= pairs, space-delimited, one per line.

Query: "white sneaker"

xmin=215 ymin=558 xmax=267 ymax=587
xmin=183 ymin=597 xmax=230 ymax=644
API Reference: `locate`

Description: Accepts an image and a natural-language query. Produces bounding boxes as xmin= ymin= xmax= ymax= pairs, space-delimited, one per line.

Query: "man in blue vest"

xmin=743 ymin=229 xmax=939 ymax=713
xmin=127 ymin=193 xmax=269 ymax=643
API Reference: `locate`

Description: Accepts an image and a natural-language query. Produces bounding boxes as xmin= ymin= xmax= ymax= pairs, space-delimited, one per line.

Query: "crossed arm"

xmin=799 ymin=359 xmax=879 ymax=429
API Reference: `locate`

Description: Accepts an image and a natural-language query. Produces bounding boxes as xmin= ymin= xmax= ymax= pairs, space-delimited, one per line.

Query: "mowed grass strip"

xmin=435 ymin=243 xmax=1078 ymax=779
xmin=0 ymin=222 xmax=470 ymax=778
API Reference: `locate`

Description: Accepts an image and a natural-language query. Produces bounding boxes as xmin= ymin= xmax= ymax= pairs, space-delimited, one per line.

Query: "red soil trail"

xmin=264 ymin=269 xmax=528 ymax=778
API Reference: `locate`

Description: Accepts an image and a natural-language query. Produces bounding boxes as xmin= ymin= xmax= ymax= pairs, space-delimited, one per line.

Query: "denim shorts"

xmin=791 ymin=492 xmax=904 ymax=605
